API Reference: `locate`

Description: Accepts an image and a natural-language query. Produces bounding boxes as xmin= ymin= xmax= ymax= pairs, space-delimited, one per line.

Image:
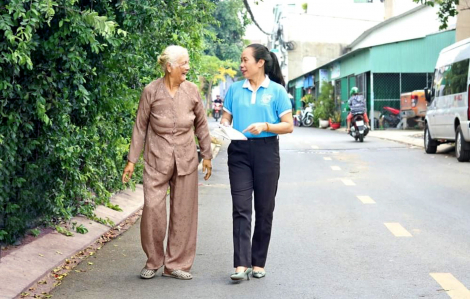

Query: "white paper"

xmin=213 ymin=125 xmax=247 ymax=140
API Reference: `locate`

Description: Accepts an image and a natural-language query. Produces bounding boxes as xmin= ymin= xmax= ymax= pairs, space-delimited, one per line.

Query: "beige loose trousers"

xmin=141 ymin=158 xmax=198 ymax=272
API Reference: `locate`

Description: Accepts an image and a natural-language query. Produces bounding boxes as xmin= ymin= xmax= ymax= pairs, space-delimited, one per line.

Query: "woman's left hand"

xmin=202 ymin=159 xmax=212 ymax=180
xmin=243 ymin=123 xmax=267 ymax=135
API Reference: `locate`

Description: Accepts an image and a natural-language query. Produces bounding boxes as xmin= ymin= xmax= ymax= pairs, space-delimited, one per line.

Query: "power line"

xmin=243 ymin=0 xmax=271 ymax=36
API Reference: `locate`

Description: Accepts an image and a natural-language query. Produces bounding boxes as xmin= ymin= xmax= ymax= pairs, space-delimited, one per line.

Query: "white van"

xmin=424 ymin=37 xmax=470 ymax=162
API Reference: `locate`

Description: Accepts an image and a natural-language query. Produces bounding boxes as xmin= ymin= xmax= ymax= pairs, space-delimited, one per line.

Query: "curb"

xmin=327 ymin=126 xmax=426 ymax=148
xmin=0 ymin=142 xmax=221 ymax=299
xmin=367 ymin=132 xmax=424 ymax=148
xmin=0 ymin=187 xmax=144 ymax=299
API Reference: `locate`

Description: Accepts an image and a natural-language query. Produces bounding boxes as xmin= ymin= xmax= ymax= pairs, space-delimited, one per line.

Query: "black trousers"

xmin=227 ymin=136 xmax=280 ymax=268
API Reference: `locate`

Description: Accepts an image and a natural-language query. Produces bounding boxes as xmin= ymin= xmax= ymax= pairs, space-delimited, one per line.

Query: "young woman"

xmin=220 ymin=44 xmax=294 ymax=281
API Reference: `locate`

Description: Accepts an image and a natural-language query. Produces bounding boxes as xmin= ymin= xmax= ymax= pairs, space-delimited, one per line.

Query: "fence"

xmin=372 ymin=72 xmax=432 ymax=111
xmin=371 ymin=72 xmax=433 ymax=129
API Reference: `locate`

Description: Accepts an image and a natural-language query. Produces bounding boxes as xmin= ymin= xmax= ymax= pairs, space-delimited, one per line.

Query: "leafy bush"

xmin=313 ymin=82 xmax=335 ymax=124
xmin=0 ymin=0 xmax=215 ymax=244
xmin=301 ymin=94 xmax=314 ymax=105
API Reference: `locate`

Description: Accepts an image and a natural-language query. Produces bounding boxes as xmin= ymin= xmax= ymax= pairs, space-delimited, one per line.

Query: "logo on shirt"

xmin=261 ymin=94 xmax=273 ymax=106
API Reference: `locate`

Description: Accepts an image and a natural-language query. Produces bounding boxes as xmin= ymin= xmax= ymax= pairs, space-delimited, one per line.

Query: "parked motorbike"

xmin=380 ymin=106 xmax=401 ymax=129
xmin=349 ymin=113 xmax=369 ymax=142
xmin=213 ymin=102 xmax=222 ymax=121
xmin=294 ymin=103 xmax=314 ymax=127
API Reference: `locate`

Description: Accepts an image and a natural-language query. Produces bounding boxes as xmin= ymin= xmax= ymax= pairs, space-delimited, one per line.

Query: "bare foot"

xmin=253 ymin=266 xmax=264 ymax=272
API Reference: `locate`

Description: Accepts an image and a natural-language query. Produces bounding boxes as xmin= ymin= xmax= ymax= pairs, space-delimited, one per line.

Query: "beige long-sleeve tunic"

xmin=128 ymin=78 xmax=212 ymax=175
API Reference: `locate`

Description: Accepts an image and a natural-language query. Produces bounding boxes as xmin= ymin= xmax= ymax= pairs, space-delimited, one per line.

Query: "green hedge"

xmin=0 ymin=0 xmax=215 ymax=244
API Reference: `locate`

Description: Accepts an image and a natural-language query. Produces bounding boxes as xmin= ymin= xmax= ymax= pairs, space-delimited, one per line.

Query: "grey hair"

xmin=157 ymin=45 xmax=188 ymax=72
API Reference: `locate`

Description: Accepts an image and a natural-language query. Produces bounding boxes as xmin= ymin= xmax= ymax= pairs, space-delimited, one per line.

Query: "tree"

xmin=0 ymin=0 xmax=216 ymax=244
xmin=413 ymin=0 xmax=469 ymax=30
xmin=205 ymin=0 xmax=251 ymax=62
xmin=198 ymin=55 xmax=237 ymax=110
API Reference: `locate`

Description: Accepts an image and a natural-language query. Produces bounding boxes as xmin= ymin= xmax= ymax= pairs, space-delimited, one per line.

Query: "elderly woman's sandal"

xmin=140 ymin=267 xmax=158 ymax=279
xmin=162 ymin=269 xmax=193 ymax=280
xmin=252 ymin=270 xmax=266 ymax=278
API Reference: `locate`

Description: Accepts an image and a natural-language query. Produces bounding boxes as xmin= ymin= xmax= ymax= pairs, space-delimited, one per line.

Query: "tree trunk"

xmin=206 ymin=80 xmax=213 ymax=113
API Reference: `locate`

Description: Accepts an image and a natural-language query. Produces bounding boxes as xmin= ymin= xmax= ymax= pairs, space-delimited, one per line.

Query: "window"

xmin=434 ymin=59 xmax=469 ymax=97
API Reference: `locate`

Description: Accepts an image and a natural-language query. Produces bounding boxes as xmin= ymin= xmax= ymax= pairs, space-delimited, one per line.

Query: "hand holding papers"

xmin=213 ymin=124 xmax=247 ymax=140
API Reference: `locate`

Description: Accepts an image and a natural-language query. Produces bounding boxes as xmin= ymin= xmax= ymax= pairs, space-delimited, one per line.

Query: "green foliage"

xmin=413 ymin=0 xmax=461 ymax=30
xmin=55 ymin=225 xmax=73 ymax=237
xmin=0 ymin=0 xmax=215 ymax=244
xmin=314 ymin=82 xmax=335 ymax=123
xmin=76 ymin=224 xmax=88 ymax=234
xmin=301 ymin=94 xmax=314 ymax=105
xmin=199 ymin=56 xmax=238 ymax=84
xmin=332 ymin=111 xmax=341 ymax=123
xmin=105 ymin=202 xmax=123 ymax=212
xmin=204 ymin=0 xmax=251 ymax=62
xmin=30 ymin=228 xmax=41 ymax=237
xmin=198 ymin=55 xmax=237 ymax=104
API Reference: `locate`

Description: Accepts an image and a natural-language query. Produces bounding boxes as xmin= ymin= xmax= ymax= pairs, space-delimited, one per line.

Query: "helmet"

xmin=350 ymin=87 xmax=359 ymax=96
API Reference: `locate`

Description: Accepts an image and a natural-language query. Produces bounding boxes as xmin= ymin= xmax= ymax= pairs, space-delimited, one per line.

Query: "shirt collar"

xmin=243 ymin=75 xmax=270 ymax=91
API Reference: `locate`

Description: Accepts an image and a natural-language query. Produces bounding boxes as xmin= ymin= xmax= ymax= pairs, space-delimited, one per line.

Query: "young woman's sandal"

xmin=162 ymin=269 xmax=193 ymax=280
xmin=140 ymin=267 xmax=159 ymax=279
xmin=230 ymin=267 xmax=252 ymax=281
xmin=252 ymin=270 xmax=266 ymax=278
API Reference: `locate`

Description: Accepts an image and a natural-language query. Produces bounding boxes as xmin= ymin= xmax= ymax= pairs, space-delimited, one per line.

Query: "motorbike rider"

xmin=346 ymin=87 xmax=369 ymax=133
xmin=213 ymin=95 xmax=223 ymax=104
xmin=213 ymin=95 xmax=223 ymax=115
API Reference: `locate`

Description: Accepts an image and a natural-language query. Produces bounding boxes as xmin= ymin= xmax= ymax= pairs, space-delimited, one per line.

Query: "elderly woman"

xmin=122 ymin=45 xmax=213 ymax=280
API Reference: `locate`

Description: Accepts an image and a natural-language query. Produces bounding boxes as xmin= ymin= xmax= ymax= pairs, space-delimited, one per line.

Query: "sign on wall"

xmin=331 ymin=62 xmax=340 ymax=79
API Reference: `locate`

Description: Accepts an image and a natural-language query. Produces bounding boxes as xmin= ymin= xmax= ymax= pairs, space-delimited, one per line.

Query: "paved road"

xmin=52 ymin=125 xmax=470 ymax=299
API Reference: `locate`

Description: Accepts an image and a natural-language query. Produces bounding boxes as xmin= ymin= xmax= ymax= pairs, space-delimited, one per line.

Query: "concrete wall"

xmin=384 ymin=0 xmax=421 ymax=20
xmin=288 ymin=42 xmax=346 ymax=80
xmin=456 ymin=2 xmax=470 ymax=42
xmin=283 ymin=0 xmax=384 ymax=81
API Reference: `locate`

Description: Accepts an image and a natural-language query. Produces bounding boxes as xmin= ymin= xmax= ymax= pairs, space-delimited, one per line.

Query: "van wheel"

xmin=424 ymin=124 xmax=437 ymax=154
xmin=455 ymin=125 xmax=470 ymax=162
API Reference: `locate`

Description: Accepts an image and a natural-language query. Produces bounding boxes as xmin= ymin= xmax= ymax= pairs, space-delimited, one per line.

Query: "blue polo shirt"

xmin=223 ymin=76 xmax=292 ymax=138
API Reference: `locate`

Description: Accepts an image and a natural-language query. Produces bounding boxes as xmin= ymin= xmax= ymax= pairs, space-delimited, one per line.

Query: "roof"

xmin=347 ymin=5 xmax=427 ymax=50
xmin=440 ymin=36 xmax=470 ymax=54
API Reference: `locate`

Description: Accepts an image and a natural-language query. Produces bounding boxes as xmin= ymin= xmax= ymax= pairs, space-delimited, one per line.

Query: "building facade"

xmin=287 ymin=4 xmax=457 ymax=129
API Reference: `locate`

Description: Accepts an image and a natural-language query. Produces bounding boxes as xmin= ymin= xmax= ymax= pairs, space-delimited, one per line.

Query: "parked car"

xmin=424 ymin=37 xmax=470 ymax=162
xmin=400 ymin=90 xmax=427 ymax=128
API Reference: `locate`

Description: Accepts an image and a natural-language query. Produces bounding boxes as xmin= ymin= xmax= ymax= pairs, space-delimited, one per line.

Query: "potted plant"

xmin=313 ymin=105 xmax=328 ymax=128
xmin=316 ymin=82 xmax=335 ymax=128
xmin=301 ymin=94 xmax=314 ymax=105
xmin=301 ymin=3 xmax=308 ymax=13
xmin=330 ymin=111 xmax=341 ymax=130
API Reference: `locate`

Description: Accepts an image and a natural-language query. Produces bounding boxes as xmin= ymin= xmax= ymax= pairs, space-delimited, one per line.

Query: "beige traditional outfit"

xmin=128 ymin=78 xmax=212 ymax=272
